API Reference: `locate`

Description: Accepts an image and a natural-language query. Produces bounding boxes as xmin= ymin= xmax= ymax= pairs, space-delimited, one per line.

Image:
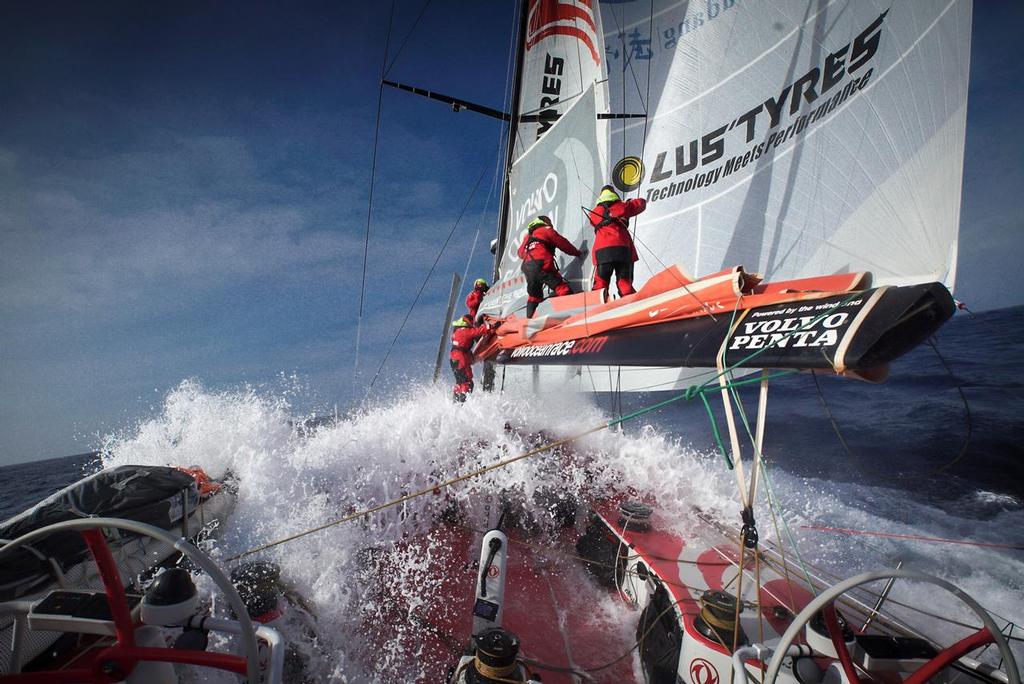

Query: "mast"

xmin=491 ymin=0 xmax=529 ymax=283
xmin=483 ymin=0 xmax=528 ymax=393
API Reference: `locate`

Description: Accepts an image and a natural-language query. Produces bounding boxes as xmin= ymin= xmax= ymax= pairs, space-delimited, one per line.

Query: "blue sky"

xmin=1 ymin=2 xmax=1022 ymax=465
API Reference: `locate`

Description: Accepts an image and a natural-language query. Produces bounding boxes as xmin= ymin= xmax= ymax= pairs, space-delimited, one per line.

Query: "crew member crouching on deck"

xmin=466 ymin=278 xmax=489 ymax=321
xmin=587 ymin=185 xmax=646 ymax=297
xmin=450 ymin=315 xmax=493 ymax=402
xmin=517 ymin=215 xmax=582 ymax=318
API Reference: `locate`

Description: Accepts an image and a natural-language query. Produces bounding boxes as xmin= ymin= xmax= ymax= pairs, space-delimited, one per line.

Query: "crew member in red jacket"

xmin=517 ymin=215 xmax=582 ymax=318
xmin=465 ymin=278 xmax=489 ymax=321
xmin=450 ymin=315 xmax=492 ymax=402
xmin=587 ymin=185 xmax=646 ymax=297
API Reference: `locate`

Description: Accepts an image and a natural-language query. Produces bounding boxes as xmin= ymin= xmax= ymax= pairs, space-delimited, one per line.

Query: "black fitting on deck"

xmin=740 ymin=507 xmax=759 ymax=549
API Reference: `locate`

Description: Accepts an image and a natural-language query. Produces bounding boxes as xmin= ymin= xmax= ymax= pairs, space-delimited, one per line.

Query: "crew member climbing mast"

xmin=450 ymin=314 xmax=493 ymax=402
xmin=517 ymin=215 xmax=582 ymax=318
xmin=587 ymin=185 xmax=646 ymax=298
xmin=466 ymin=278 xmax=489 ymax=321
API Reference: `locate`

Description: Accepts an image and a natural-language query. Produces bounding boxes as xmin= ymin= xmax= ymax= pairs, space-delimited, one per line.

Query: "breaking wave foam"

xmin=100 ymin=380 xmax=1024 ymax=681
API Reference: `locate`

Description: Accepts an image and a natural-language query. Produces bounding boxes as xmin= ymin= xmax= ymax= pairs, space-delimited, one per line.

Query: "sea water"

xmin=1 ymin=307 xmax=1022 ymax=681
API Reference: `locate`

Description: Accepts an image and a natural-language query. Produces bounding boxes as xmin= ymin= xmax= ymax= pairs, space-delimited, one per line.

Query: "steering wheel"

xmin=763 ymin=569 xmax=1019 ymax=684
xmin=0 ymin=517 xmax=261 ymax=683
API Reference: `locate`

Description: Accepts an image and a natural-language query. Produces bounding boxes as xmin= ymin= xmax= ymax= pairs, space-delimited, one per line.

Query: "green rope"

xmin=760 ymin=463 xmax=817 ymax=593
xmin=604 ymin=370 xmax=797 ymax=470
xmin=700 ymin=392 xmax=732 ymax=469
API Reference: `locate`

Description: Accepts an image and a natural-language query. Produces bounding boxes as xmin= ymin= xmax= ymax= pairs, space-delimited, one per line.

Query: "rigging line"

xmin=468 ymin=153 xmax=501 ymax=281
xmin=488 ymin=0 xmax=523 ymax=273
xmin=897 ymin=337 xmax=973 ymax=478
xmin=605 ymin=5 xmax=649 ymax=116
xmin=618 ymin=2 xmax=625 ymax=162
xmin=800 ymin=525 xmax=1024 ymax=553
xmin=762 ymin=470 xmax=800 ymax=612
xmin=228 ymin=423 xmax=609 ymax=561
xmin=626 ymin=0 xmax=651 ymax=266
xmin=811 ymin=336 xmax=974 ymax=481
xmin=460 ymin=228 xmax=481 ymax=294
xmin=759 ymin=458 xmax=818 ymax=594
xmin=459 ymin=158 xmax=498 ymax=294
xmin=811 ymin=369 xmax=856 ymax=460
xmin=382 ymin=0 xmax=433 ymax=78
xmin=355 ymin=0 xmax=398 ymax=375
xmin=777 ymin=548 xmax=1024 ymax=639
xmin=365 ymin=163 xmax=491 ymax=394
xmin=639 ymin=0 xmax=654 ymax=155
xmin=630 ymin=232 xmax=719 ymax=322
xmin=490 ymin=0 xmax=518 ymax=179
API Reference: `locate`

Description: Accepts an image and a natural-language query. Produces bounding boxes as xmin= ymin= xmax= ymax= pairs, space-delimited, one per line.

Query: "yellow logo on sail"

xmin=612 ymin=156 xmax=644 ymax=192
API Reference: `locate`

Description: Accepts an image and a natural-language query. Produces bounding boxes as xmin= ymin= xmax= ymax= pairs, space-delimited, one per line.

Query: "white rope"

xmin=460 ymin=228 xmax=481 ymax=297
xmin=716 ymin=351 xmax=750 ymax=509
xmin=746 ymin=370 xmax=771 ymax=508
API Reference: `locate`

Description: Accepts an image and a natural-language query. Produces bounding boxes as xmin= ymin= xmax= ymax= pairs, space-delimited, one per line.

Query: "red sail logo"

xmin=525 ymin=0 xmax=600 ymax=64
xmin=689 ymin=658 xmax=719 ymax=684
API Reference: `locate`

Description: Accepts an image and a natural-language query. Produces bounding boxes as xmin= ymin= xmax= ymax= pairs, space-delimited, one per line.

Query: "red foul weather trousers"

xmin=450 ymin=349 xmax=474 ymax=401
xmin=592 ymin=246 xmax=636 ymax=297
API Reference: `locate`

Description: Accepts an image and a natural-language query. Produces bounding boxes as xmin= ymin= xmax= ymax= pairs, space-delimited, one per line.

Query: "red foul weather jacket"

xmin=517 ymin=225 xmax=581 ymax=271
xmin=587 ymin=198 xmax=647 ymax=264
xmin=450 ymin=323 xmax=490 ymax=363
xmin=465 ymin=287 xmax=486 ymax=320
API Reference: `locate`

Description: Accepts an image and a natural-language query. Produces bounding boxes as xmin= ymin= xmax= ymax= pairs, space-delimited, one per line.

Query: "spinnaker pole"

xmin=433 ymin=273 xmax=463 ymax=384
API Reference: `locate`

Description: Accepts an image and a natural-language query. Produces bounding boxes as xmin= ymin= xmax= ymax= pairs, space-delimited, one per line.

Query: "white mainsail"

xmin=483 ymin=85 xmax=605 ymax=321
xmin=514 ymin=0 xmax=606 ymax=155
xmin=484 ymin=0 xmax=970 ymax=393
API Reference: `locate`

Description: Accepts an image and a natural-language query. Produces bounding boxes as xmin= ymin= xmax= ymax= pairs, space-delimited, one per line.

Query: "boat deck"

xmin=361 ymin=519 xmax=640 ymax=682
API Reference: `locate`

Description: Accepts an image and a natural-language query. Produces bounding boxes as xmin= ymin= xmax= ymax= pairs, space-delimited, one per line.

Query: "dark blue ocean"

xmin=2 ymin=306 xmax=1022 ymax=523
xmin=602 ymin=305 xmax=1024 ymax=522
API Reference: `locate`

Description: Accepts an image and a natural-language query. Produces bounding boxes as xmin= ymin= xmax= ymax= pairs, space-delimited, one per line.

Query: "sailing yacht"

xmin=0 ymin=1 xmax=1019 ymax=683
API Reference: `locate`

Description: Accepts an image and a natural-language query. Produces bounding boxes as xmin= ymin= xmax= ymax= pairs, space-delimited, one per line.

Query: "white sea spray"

xmin=100 ymin=379 xmax=1024 ymax=680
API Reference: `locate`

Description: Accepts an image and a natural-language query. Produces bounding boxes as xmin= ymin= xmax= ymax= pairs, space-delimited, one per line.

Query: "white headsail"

xmin=484 ymin=0 xmax=970 ymax=393
xmin=604 ymin=0 xmax=970 ymax=289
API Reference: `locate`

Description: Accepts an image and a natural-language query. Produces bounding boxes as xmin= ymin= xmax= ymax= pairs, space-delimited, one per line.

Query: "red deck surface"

xmin=361 ymin=520 xmax=641 ymax=682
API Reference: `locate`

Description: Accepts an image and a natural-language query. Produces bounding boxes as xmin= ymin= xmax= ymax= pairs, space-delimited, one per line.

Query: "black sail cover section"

xmin=0 ymin=465 xmax=198 ymax=599
xmin=496 ymin=283 xmax=954 ymax=372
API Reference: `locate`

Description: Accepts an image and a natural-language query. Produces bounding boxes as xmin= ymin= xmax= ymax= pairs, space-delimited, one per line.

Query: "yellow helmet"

xmin=527 ymin=215 xmax=551 ymax=230
xmin=452 ymin=316 xmax=471 ymax=328
xmin=474 ymin=278 xmax=489 ymax=289
xmin=598 ymin=185 xmax=620 ymax=204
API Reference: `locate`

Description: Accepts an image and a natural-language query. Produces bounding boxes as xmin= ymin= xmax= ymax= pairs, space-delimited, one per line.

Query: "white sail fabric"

xmin=480 ymin=85 xmax=604 ymax=320
xmin=514 ymin=0 xmax=606 ymax=154
xmin=602 ymin=0 xmax=970 ymax=290
xmin=489 ymin=0 xmax=970 ymax=394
